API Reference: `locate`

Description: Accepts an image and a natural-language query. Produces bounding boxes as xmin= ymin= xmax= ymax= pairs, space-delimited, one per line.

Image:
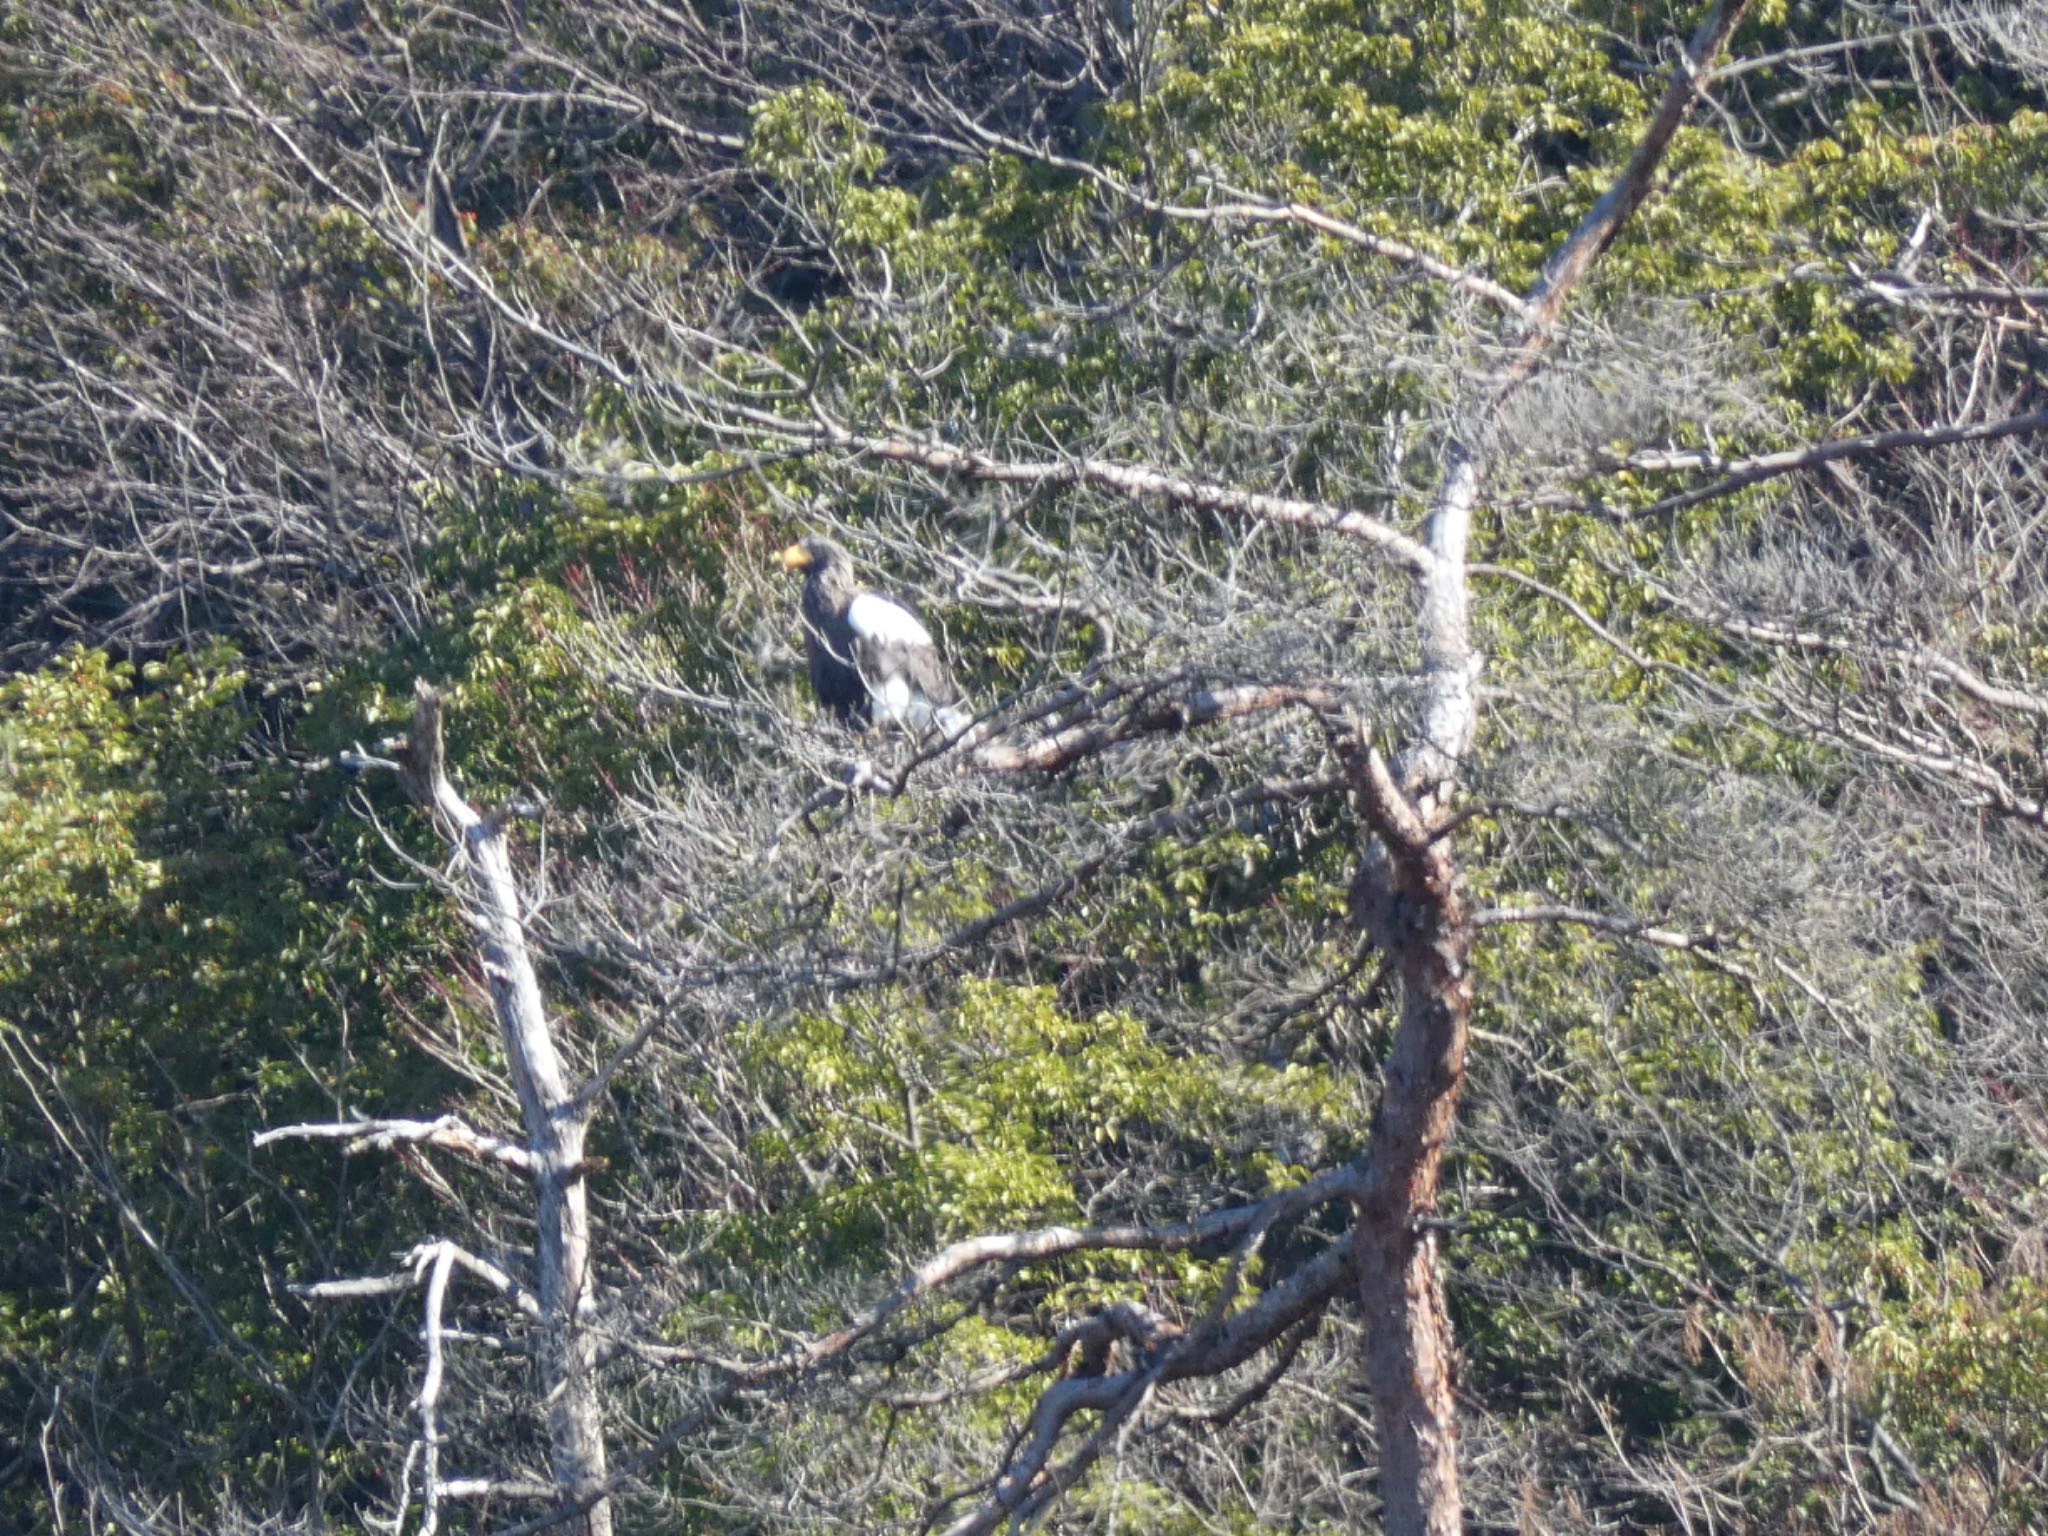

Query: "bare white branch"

xmin=255 ymin=1114 xmax=537 ymax=1173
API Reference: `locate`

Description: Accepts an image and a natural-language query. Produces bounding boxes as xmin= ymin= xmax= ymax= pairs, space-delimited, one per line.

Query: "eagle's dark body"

xmin=781 ymin=535 xmax=968 ymax=736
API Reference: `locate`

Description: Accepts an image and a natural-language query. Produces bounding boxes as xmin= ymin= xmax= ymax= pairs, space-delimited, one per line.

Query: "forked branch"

xmin=262 ymin=684 xmax=614 ymax=1536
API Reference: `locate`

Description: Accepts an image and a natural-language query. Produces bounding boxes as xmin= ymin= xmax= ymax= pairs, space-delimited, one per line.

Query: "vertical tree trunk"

xmin=533 ymin=1136 xmax=609 ymax=1536
xmin=1348 ymin=747 xmax=1474 ymax=1536
xmin=404 ymin=684 xmax=613 ymax=1536
xmin=1345 ymin=11 xmax=1753 ymax=1529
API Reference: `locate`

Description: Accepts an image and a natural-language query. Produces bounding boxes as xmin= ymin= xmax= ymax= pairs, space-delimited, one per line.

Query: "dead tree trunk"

xmin=399 ymin=683 xmax=613 ymax=1536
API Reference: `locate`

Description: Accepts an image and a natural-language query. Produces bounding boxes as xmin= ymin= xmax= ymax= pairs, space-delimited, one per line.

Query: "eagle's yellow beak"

xmin=778 ymin=542 xmax=814 ymax=571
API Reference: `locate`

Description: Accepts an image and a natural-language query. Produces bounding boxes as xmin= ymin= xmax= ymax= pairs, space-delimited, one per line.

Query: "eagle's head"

xmin=779 ymin=534 xmax=852 ymax=571
xmin=779 ymin=534 xmax=856 ymax=594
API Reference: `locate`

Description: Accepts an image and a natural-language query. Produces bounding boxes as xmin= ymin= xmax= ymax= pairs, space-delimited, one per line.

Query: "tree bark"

xmin=1348 ymin=746 xmax=1474 ymax=1536
xmin=401 ymin=683 xmax=613 ymax=1536
xmin=1347 ymin=8 xmax=1754 ymax=1532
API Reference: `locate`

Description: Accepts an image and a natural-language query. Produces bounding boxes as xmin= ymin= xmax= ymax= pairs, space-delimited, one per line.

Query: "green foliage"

xmin=7 ymin=0 xmax=2048 ymax=1527
xmin=734 ymin=981 xmax=1348 ymax=1270
xmin=0 ymin=645 xmax=449 ymax=1525
xmin=1149 ymin=0 xmax=1643 ymax=280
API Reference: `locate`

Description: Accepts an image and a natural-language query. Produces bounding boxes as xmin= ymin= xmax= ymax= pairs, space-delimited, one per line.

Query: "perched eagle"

xmin=779 ymin=535 xmax=970 ymax=737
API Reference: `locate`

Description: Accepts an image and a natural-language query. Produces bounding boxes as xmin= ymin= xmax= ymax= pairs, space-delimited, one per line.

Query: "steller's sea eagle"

xmin=779 ymin=535 xmax=970 ymax=737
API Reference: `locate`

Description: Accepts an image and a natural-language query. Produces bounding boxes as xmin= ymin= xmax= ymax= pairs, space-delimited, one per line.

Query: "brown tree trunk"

xmin=1344 ymin=10 xmax=1752 ymax=1529
xmin=1348 ymin=747 xmax=1474 ymax=1536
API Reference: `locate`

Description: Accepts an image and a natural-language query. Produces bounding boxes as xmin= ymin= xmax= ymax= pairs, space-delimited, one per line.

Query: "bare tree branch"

xmin=1607 ymin=407 xmax=2048 ymax=518
xmin=255 ymin=1115 xmax=537 ymax=1174
xmin=816 ymin=422 xmax=1436 ymax=574
xmin=932 ymin=110 xmax=1538 ymax=321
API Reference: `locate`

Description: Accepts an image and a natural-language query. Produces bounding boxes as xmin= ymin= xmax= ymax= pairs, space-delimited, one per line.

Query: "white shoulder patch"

xmin=847 ymin=591 xmax=935 ymax=648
